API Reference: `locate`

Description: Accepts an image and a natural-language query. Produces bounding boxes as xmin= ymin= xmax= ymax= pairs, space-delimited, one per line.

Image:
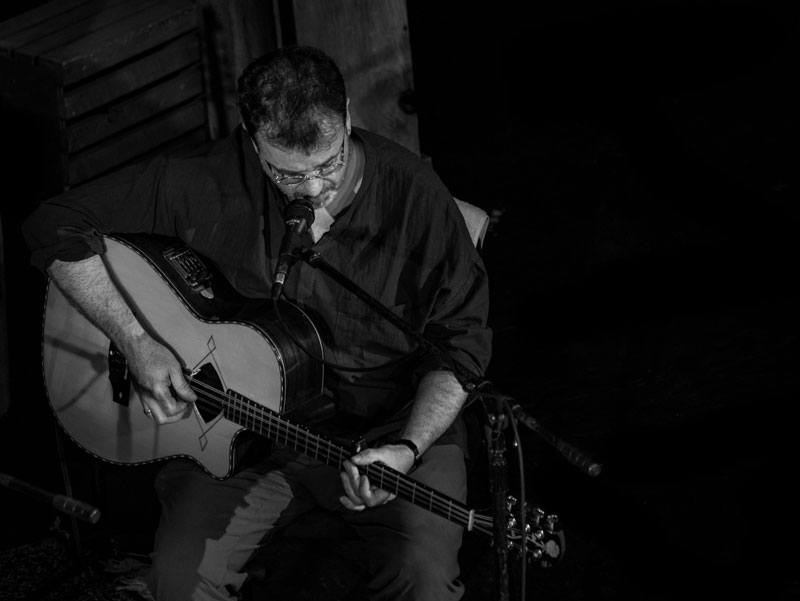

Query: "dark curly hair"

xmin=237 ymin=45 xmax=347 ymax=153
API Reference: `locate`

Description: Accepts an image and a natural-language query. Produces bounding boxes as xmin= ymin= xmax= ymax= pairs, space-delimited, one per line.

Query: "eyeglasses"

xmin=268 ymin=137 xmax=346 ymax=186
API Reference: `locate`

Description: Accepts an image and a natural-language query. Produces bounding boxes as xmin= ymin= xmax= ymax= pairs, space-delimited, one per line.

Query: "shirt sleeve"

xmin=410 ymin=191 xmax=493 ymax=389
xmin=22 ymin=156 xmax=169 ymax=272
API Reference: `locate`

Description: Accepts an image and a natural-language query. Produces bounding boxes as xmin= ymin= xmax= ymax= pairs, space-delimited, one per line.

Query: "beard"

xmin=286 ymin=182 xmax=338 ymax=210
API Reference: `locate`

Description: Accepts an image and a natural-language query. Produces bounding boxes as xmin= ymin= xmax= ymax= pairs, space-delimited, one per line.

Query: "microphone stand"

xmin=293 ymin=247 xmax=601 ymax=601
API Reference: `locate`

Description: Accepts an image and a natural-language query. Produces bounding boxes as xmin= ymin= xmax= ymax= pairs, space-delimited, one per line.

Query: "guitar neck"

xmin=190 ymin=377 xmax=484 ymax=532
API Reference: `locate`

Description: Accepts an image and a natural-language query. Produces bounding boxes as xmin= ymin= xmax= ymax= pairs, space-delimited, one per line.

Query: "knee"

xmin=145 ymin=552 xmax=198 ymax=601
xmin=369 ymin=528 xmax=464 ymax=601
xmin=146 ymin=552 xmax=242 ymax=601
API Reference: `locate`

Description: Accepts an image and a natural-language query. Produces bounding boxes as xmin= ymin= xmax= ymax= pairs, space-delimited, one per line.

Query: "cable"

xmin=505 ymin=398 xmax=528 ymax=601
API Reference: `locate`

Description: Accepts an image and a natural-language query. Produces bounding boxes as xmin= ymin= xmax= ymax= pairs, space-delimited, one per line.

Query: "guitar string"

xmin=191 ymin=380 xmax=489 ymax=531
xmin=184 ymin=377 xmax=499 ymax=537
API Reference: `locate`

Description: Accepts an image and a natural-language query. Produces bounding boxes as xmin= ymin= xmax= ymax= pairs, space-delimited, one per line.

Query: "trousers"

xmin=144 ymin=443 xmax=467 ymax=601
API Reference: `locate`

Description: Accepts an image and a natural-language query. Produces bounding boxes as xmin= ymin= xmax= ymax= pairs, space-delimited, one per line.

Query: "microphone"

xmin=0 ymin=472 xmax=101 ymax=524
xmin=271 ymin=200 xmax=314 ymax=300
xmin=509 ymin=405 xmax=602 ymax=478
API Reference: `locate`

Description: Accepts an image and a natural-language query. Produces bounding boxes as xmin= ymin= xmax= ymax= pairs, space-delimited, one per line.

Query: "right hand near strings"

xmin=125 ymin=334 xmax=197 ymax=425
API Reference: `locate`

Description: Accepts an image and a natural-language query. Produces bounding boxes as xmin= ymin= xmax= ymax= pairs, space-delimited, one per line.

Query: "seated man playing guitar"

xmin=23 ymin=45 xmax=491 ymax=601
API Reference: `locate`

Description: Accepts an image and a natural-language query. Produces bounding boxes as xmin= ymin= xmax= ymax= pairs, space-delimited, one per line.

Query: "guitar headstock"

xmin=505 ymin=496 xmax=565 ymax=568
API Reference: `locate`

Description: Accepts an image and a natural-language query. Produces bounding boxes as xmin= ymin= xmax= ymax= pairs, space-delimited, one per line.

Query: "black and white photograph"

xmin=2 ymin=2 xmax=798 ymax=600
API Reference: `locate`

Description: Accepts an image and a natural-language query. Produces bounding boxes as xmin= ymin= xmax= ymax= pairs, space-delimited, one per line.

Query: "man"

xmin=23 ymin=45 xmax=491 ymax=600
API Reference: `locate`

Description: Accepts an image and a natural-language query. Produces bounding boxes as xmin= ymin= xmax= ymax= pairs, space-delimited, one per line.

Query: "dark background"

xmin=407 ymin=2 xmax=800 ymax=599
xmin=2 ymin=1 xmax=800 ymax=600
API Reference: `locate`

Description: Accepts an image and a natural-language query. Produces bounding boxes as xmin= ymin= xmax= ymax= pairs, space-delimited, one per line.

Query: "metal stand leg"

xmin=484 ymin=397 xmax=510 ymax=601
xmin=53 ymin=420 xmax=87 ymax=564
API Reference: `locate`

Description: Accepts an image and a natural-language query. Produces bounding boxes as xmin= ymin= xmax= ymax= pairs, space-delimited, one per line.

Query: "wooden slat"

xmin=62 ymin=32 xmax=200 ymax=119
xmin=41 ymin=0 xmax=198 ymax=85
xmin=2 ymin=0 xmax=131 ymax=60
xmin=71 ymin=128 xmax=208 ymax=189
xmin=15 ymin=0 xmax=161 ymax=62
xmin=65 ymin=128 xmax=208 ymax=190
xmin=66 ymin=65 xmax=203 ymax=153
xmin=68 ymin=98 xmax=206 ymax=185
xmin=0 ymin=0 xmax=91 ymax=49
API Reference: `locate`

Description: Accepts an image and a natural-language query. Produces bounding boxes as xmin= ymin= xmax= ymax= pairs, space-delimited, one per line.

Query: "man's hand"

xmin=48 ymin=255 xmax=196 ymax=425
xmin=126 ymin=335 xmax=197 ymax=425
xmin=339 ymin=443 xmax=417 ymax=511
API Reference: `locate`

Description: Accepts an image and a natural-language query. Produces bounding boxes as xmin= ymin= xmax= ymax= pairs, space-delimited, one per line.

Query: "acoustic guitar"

xmin=42 ymin=234 xmax=563 ymax=565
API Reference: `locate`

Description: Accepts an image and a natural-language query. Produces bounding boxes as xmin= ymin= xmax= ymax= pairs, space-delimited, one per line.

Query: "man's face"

xmin=253 ymin=125 xmax=349 ymax=211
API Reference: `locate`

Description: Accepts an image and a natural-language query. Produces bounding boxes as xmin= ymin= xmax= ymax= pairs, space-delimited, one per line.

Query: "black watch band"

xmin=394 ymin=438 xmax=422 ymax=468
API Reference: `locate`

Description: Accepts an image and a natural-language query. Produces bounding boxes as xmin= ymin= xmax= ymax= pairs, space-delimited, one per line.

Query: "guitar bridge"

xmin=163 ymin=244 xmax=214 ymax=299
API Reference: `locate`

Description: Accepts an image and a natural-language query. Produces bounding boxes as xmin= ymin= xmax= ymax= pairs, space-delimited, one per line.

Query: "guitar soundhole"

xmin=193 ymin=363 xmax=224 ymax=422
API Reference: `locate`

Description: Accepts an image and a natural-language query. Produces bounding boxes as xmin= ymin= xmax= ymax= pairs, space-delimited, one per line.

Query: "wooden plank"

xmin=67 ymin=98 xmax=206 ymax=185
xmin=66 ymin=65 xmax=203 ymax=152
xmin=15 ymin=0 xmax=160 ymax=62
xmin=290 ymin=0 xmax=419 ymax=155
xmin=2 ymin=0 xmax=132 ymax=60
xmin=41 ymin=0 xmax=198 ymax=85
xmin=0 ymin=0 xmax=91 ymax=48
xmin=67 ymin=127 xmax=208 ymax=190
xmin=62 ymin=32 xmax=200 ymax=118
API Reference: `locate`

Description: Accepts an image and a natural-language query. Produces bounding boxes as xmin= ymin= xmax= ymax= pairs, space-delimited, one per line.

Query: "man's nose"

xmin=301 ymin=177 xmax=325 ymax=197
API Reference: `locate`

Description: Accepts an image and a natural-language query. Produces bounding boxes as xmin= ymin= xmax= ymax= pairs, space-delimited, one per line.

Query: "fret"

xmin=197 ymin=382 xmax=482 ymax=537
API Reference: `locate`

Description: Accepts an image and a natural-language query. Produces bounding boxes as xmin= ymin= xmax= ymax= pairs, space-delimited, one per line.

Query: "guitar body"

xmin=42 ymin=234 xmax=324 ymax=479
xmin=40 ymin=235 xmax=565 ymax=565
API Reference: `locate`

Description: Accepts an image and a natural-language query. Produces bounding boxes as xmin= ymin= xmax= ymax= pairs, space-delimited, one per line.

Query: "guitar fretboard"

xmin=188 ymin=376 xmax=489 ymax=534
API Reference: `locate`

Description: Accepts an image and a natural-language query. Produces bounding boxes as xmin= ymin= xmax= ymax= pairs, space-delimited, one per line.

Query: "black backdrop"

xmin=2 ymin=2 xmax=799 ymax=599
xmin=407 ymin=2 xmax=799 ymax=599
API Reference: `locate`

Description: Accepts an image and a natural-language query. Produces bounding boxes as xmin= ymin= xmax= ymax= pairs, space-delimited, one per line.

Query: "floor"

xmin=2 ymin=2 xmax=800 ymax=600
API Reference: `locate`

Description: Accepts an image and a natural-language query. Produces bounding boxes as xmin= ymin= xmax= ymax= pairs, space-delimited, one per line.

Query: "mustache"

xmin=289 ymin=184 xmax=336 ymax=204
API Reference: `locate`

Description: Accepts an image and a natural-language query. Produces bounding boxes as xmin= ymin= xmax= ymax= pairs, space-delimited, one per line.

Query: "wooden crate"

xmin=0 ymin=0 xmax=210 ymax=199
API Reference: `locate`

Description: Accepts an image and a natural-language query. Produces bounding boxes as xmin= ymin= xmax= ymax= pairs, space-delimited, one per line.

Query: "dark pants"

xmin=144 ymin=444 xmax=467 ymax=601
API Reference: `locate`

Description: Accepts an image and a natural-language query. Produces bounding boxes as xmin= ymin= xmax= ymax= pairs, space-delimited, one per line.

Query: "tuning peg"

xmin=529 ymin=506 xmax=545 ymax=526
xmin=505 ymin=495 xmax=517 ymax=512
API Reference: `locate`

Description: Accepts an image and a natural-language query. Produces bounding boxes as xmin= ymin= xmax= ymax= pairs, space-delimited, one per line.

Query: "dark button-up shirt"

xmin=23 ymin=126 xmax=492 ymax=437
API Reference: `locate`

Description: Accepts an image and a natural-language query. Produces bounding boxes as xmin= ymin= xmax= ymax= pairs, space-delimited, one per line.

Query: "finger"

xmin=358 ymin=473 xmax=373 ymax=498
xmin=143 ymin=399 xmax=167 ymax=425
xmin=151 ymin=380 xmax=191 ymax=421
xmin=170 ymin=368 xmax=197 ymax=403
xmin=338 ymin=495 xmax=365 ymax=511
xmin=339 ymin=471 xmax=365 ymax=508
xmin=138 ymin=389 xmax=164 ymax=423
xmin=349 ymin=448 xmax=379 ymax=466
xmin=357 ymin=475 xmax=391 ymax=507
xmin=141 ymin=385 xmax=183 ymax=425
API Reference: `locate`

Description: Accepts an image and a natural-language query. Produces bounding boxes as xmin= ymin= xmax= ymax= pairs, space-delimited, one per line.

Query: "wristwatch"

xmin=394 ymin=438 xmax=422 ymax=468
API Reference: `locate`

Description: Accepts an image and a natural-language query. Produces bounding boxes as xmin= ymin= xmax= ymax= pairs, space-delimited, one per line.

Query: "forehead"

xmin=255 ymin=128 xmax=343 ymax=173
